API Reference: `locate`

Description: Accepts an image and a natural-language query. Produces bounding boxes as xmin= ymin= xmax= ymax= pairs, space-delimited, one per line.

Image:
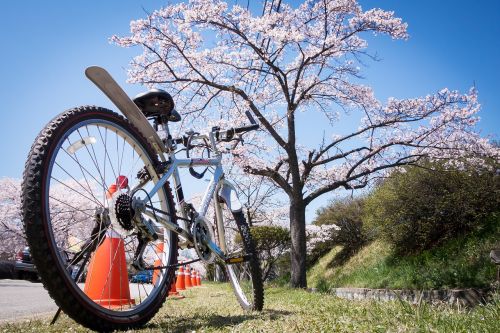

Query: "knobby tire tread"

xmin=231 ymin=211 xmax=264 ymax=311
xmin=21 ymin=106 xmax=178 ymax=331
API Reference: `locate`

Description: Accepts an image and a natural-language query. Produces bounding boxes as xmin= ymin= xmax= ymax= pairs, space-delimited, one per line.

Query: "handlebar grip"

xmin=234 ymin=123 xmax=259 ymax=134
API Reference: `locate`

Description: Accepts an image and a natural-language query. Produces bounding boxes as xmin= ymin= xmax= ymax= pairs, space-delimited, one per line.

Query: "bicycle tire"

xmin=223 ymin=210 xmax=264 ymax=311
xmin=22 ymin=106 xmax=178 ymax=331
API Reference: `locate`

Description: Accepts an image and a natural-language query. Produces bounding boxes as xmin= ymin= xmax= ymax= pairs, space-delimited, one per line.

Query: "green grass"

xmin=308 ymin=216 xmax=500 ymax=290
xmin=1 ymin=283 xmax=499 ymax=332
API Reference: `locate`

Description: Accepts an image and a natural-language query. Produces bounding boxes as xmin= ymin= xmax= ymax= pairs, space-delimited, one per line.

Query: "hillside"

xmin=308 ymin=215 xmax=500 ymax=290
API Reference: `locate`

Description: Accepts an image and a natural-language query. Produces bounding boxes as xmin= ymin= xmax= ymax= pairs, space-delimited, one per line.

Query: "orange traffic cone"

xmin=168 ymin=278 xmax=177 ymax=295
xmin=184 ymin=265 xmax=193 ymax=288
xmin=176 ymin=265 xmax=186 ymax=291
xmin=152 ymin=243 xmax=164 ymax=285
xmin=196 ymin=271 xmax=201 ymax=286
xmin=106 ymin=184 xmax=118 ymax=199
xmin=191 ymin=269 xmax=198 ymax=287
xmin=84 ymin=230 xmax=135 ymax=308
xmin=168 ymin=274 xmax=185 ymax=299
xmin=106 ymin=176 xmax=129 ymax=199
xmin=191 ymin=269 xmax=197 ymax=287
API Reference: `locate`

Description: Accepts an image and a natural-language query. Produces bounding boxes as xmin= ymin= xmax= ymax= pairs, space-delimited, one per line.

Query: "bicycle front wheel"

xmin=22 ymin=106 xmax=178 ymax=331
xmin=216 ymin=205 xmax=264 ymax=311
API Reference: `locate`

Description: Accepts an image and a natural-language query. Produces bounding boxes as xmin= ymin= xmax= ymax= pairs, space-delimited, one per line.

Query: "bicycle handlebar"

xmin=172 ymin=111 xmax=259 ymax=145
xmin=215 ymin=111 xmax=259 ymax=142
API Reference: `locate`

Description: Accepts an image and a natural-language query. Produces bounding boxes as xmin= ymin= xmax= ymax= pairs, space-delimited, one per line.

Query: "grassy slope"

xmin=1 ymin=282 xmax=499 ymax=332
xmin=308 ymin=216 xmax=500 ymax=290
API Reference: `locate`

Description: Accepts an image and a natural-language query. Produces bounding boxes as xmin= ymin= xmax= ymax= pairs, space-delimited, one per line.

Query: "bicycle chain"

xmin=144 ymin=258 xmax=202 ymax=270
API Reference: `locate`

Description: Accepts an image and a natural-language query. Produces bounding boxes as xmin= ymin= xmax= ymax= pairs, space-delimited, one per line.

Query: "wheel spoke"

xmin=51 ymin=176 xmax=103 ymax=207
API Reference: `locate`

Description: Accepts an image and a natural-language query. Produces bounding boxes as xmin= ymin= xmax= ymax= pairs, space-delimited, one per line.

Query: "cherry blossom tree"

xmin=230 ymin=171 xmax=288 ymax=227
xmin=113 ymin=0 xmax=498 ymax=287
xmin=0 ymin=178 xmax=26 ymax=258
xmin=0 ymin=177 xmax=97 ymax=259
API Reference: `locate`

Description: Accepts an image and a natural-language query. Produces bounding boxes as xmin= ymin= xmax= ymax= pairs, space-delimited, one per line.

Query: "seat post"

xmin=154 ymin=116 xmax=174 ymax=152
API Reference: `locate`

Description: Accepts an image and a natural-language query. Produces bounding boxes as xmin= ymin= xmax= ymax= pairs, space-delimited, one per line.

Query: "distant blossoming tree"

xmin=0 ymin=178 xmax=96 ymax=259
xmin=230 ymin=172 xmax=288 ymax=227
xmin=113 ymin=0 xmax=498 ymax=287
xmin=0 ymin=178 xmax=26 ymax=258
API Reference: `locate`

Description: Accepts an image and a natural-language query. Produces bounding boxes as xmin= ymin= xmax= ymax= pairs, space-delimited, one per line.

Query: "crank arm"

xmin=143 ymin=209 xmax=228 ymax=262
xmin=202 ymin=238 xmax=226 ymax=262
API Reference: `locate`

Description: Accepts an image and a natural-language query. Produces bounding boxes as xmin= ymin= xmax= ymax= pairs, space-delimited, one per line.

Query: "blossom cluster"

xmin=306 ymin=223 xmax=340 ymax=253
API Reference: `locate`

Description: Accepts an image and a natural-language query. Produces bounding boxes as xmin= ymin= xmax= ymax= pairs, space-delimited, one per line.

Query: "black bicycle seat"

xmin=133 ymin=89 xmax=181 ymax=122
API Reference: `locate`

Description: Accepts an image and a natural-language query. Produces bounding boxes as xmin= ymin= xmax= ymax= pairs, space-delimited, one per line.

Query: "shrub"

xmin=308 ymin=197 xmax=366 ymax=267
xmin=363 ymin=161 xmax=500 ymax=255
xmin=236 ymin=225 xmax=291 ymax=281
xmin=315 ymin=197 xmax=367 ymax=247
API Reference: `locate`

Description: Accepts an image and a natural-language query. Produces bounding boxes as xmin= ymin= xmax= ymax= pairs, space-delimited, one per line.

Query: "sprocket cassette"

xmin=115 ymin=193 xmax=134 ymax=231
xmin=108 ymin=192 xmax=134 ymax=236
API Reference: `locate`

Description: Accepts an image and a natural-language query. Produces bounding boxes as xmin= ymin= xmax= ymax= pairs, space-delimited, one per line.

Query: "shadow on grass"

xmin=326 ymin=244 xmax=364 ymax=269
xmin=147 ymin=309 xmax=292 ymax=332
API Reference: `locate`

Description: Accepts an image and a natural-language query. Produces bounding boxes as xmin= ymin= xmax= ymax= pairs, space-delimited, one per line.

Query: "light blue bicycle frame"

xmin=140 ymin=129 xmax=239 ymax=260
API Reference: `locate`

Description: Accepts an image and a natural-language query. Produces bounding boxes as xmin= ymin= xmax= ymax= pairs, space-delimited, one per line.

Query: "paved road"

xmin=0 ymin=279 xmax=155 ymax=323
xmin=0 ymin=279 xmax=57 ymax=322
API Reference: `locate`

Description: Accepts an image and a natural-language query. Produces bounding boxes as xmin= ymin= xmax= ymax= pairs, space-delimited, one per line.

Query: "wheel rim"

xmin=222 ymin=214 xmax=256 ymax=310
xmin=43 ymin=117 xmax=175 ymax=315
xmin=227 ymin=262 xmax=255 ymax=309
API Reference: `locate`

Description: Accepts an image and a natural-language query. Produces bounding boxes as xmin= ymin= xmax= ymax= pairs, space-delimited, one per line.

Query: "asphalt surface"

xmin=0 ymin=279 xmax=57 ymax=322
xmin=0 ymin=279 xmax=155 ymax=323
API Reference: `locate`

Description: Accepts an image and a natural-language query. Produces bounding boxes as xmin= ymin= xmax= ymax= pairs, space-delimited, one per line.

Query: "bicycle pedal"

xmin=225 ymin=254 xmax=252 ymax=264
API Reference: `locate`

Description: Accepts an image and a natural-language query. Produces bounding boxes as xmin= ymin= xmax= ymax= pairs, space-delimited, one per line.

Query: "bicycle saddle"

xmin=133 ymin=89 xmax=181 ymax=122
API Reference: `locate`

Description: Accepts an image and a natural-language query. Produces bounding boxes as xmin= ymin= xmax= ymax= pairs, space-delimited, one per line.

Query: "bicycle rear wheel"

xmin=22 ymin=106 xmax=177 ymax=331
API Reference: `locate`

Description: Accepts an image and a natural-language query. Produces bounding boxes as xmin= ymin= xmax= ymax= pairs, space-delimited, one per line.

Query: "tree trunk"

xmin=289 ymin=199 xmax=307 ymax=288
xmin=215 ymin=263 xmax=226 ymax=282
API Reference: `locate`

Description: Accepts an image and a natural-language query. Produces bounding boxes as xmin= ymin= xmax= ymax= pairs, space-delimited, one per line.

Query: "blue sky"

xmin=0 ymin=1 xmax=498 ymax=221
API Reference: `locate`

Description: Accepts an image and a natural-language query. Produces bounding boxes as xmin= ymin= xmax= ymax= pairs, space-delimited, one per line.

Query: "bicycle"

xmin=21 ymin=66 xmax=264 ymax=331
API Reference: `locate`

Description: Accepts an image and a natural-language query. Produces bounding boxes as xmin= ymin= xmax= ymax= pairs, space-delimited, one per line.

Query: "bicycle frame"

xmin=85 ymin=66 xmax=247 ymax=262
xmin=140 ymin=130 xmax=237 ymax=262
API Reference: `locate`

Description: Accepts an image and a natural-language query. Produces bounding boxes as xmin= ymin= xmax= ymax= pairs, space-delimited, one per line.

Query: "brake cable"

xmin=185 ymin=131 xmax=211 ymax=179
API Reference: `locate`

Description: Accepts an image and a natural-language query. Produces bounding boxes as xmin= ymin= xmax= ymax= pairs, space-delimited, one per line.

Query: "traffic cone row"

xmin=167 ymin=263 xmax=203 ymax=298
xmin=182 ymin=264 xmax=202 ymax=288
